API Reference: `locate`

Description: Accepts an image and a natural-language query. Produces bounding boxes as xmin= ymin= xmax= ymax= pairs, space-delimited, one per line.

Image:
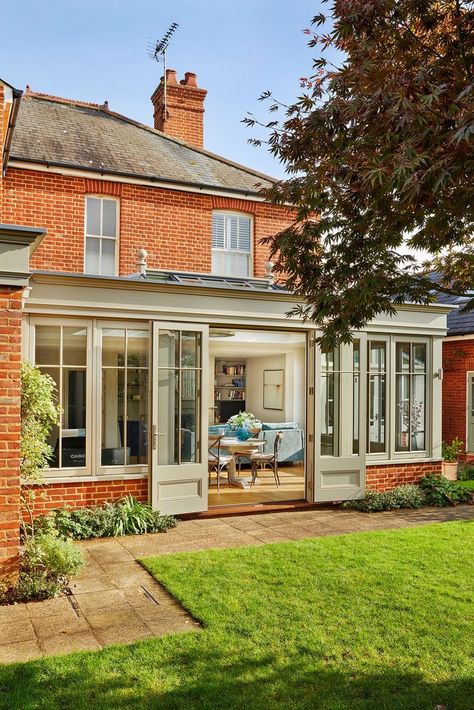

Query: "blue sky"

xmin=1 ymin=0 xmax=320 ymax=178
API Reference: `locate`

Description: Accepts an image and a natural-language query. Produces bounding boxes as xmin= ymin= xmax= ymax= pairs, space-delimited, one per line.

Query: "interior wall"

xmin=246 ymin=353 xmax=304 ymax=424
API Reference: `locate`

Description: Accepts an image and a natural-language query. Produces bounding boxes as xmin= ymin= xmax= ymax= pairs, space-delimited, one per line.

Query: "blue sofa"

xmin=208 ymin=422 xmax=304 ymax=464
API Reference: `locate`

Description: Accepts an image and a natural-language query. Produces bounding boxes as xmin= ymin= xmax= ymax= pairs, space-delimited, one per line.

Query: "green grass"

xmin=458 ymin=479 xmax=474 ymax=490
xmin=1 ymin=522 xmax=473 ymax=710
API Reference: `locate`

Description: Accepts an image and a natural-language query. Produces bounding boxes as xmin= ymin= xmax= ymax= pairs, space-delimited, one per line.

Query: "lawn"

xmin=1 ymin=521 xmax=473 ymax=710
xmin=458 ymin=479 xmax=474 ymax=490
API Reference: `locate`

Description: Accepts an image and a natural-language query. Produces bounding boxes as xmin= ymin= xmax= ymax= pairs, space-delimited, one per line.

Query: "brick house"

xmin=436 ymin=291 xmax=474 ymax=459
xmin=0 ymin=70 xmax=450 ymax=582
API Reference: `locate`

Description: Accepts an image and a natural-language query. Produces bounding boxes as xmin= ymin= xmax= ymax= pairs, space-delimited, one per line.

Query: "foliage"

xmin=343 ymin=484 xmax=427 ymax=512
xmin=0 ymin=531 xmax=83 ymax=604
xmin=30 ymin=496 xmax=177 ymax=541
xmin=227 ymin=411 xmax=258 ymax=427
xmin=442 ymin=437 xmax=464 ymax=461
xmin=20 ymin=362 xmax=60 ymax=483
xmin=419 ymin=473 xmax=472 ymax=505
xmin=458 ymin=463 xmax=474 ymax=480
xmin=244 ymin=0 xmax=474 ymax=345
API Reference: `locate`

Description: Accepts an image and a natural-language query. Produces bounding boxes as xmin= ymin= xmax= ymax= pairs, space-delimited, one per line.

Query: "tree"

xmin=245 ymin=0 xmax=474 ymax=345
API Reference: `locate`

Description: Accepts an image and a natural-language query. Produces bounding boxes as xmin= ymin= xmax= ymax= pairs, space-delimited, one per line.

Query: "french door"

xmin=467 ymin=372 xmax=474 ymax=453
xmin=151 ymin=322 xmax=209 ymax=514
xmin=314 ymin=338 xmax=367 ymax=501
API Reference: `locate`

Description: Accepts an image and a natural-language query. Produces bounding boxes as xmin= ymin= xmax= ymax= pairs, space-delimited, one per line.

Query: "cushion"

xmin=262 ymin=421 xmax=298 ymax=430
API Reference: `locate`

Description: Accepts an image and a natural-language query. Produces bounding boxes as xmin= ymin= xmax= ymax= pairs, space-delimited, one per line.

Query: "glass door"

xmin=151 ymin=322 xmax=209 ymax=514
xmin=314 ymin=338 xmax=367 ymax=501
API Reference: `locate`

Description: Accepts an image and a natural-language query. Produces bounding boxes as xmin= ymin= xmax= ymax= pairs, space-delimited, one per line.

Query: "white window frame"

xmin=29 ymin=317 xmax=93 ymax=478
xmin=95 ymin=320 xmax=151 ymax=476
xmin=84 ymin=196 xmax=120 ymax=276
xmin=211 ymin=210 xmax=253 ymax=278
xmin=366 ymin=334 xmax=432 ymax=462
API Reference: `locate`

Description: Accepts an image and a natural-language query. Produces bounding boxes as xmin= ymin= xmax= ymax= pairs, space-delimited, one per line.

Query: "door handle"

xmin=152 ymin=425 xmax=167 ymax=450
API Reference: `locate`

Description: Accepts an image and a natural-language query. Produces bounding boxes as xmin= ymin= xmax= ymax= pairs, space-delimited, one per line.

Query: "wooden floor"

xmin=208 ymin=464 xmax=305 ymax=508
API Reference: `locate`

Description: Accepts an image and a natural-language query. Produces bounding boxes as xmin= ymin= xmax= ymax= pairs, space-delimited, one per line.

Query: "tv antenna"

xmin=147 ymin=22 xmax=179 ymax=122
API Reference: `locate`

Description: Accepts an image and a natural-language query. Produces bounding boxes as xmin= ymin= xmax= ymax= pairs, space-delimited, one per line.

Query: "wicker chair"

xmin=208 ymin=435 xmax=233 ymax=492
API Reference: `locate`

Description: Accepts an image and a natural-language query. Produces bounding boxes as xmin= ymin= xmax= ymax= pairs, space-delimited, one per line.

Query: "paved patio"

xmin=0 ymin=504 xmax=473 ymax=664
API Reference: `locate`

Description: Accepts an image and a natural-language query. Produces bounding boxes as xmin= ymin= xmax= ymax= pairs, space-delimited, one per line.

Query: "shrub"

xmin=0 ymin=532 xmax=83 ymax=604
xmin=419 ymin=474 xmax=472 ymax=506
xmin=442 ymin=437 xmax=464 ymax=462
xmin=343 ymin=484 xmax=427 ymax=512
xmin=31 ymin=496 xmax=177 ymax=541
xmin=458 ymin=464 xmax=474 ymax=481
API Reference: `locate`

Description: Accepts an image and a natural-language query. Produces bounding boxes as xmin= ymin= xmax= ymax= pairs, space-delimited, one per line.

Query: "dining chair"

xmin=250 ymin=431 xmax=283 ymax=486
xmin=208 ymin=435 xmax=233 ymax=492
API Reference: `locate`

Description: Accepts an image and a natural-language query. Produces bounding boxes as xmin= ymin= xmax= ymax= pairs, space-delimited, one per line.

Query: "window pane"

xmin=86 ymin=197 xmax=101 ymax=235
xmin=396 ymin=343 xmax=410 ymax=372
xmin=369 ymin=342 xmax=385 ymax=372
xmin=321 ymin=372 xmax=338 ymax=456
xmin=101 ymin=369 xmax=125 ymax=465
xmin=238 ymin=216 xmax=251 ymax=251
xmin=40 ymin=367 xmax=60 ymax=468
xmin=227 ymin=215 xmax=238 ymax=249
xmin=368 ymin=375 xmax=386 ymax=453
xmin=127 ymin=329 xmax=149 ymax=367
xmin=61 ymin=369 xmax=87 ymax=467
xmin=85 ymin=237 xmax=100 ymax=274
xmin=412 ymin=374 xmax=426 ymax=450
xmin=63 ymin=327 xmax=87 ymax=366
xmin=157 ymin=369 xmax=179 ymax=465
xmin=413 ymin=344 xmax=426 ymax=372
xmin=158 ymin=330 xmax=179 ymax=367
xmin=212 ymin=213 xmax=226 ymax=248
xmin=353 ymin=341 xmax=360 ymax=454
xmin=181 ymin=370 xmax=199 ymax=463
xmin=35 ymin=326 xmax=60 ymax=365
xmin=125 ymin=369 xmax=148 ymax=465
xmin=181 ymin=332 xmax=201 ymax=368
xmin=102 ymin=329 xmax=125 ymax=366
xmin=101 ymin=238 xmax=116 ymax=276
xmin=102 ymin=200 xmax=117 ymax=237
xmin=395 ymin=374 xmax=410 ymax=451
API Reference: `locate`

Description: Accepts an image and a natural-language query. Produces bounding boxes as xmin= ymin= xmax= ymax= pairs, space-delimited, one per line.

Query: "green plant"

xmin=343 ymin=484 xmax=427 ymax=513
xmin=31 ymin=496 xmax=177 ymax=541
xmin=20 ymin=362 xmax=60 ymax=482
xmin=0 ymin=531 xmax=83 ymax=604
xmin=458 ymin=464 xmax=474 ymax=481
xmin=227 ymin=411 xmax=258 ymax=427
xmin=419 ymin=474 xmax=472 ymax=507
xmin=441 ymin=437 xmax=464 ymax=462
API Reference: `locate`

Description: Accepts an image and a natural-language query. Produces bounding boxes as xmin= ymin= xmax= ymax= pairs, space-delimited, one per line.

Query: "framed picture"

xmin=263 ymin=369 xmax=284 ymax=410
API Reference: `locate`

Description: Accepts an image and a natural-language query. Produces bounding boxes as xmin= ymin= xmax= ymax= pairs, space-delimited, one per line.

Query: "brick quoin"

xmin=2 ymin=169 xmax=291 ymax=277
xmin=0 ymin=287 xmax=23 ymax=584
xmin=366 ymin=461 xmax=443 ymax=492
xmin=442 ymin=339 xmax=474 ymax=451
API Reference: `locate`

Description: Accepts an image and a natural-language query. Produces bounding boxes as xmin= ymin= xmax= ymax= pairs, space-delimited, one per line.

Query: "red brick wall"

xmin=26 ymin=477 xmax=148 ymax=516
xmin=442 ymin=339 xmax=474 ymax=449
xmin=2 ymin=169 xmax=291 ymax=277
xmin=0 ymin=287 xmax=23 ymax=583
xmin=366 ymin=460 xmax=443 ymax=492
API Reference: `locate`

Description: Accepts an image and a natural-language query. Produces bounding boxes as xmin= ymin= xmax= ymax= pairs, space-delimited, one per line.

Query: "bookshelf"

xmin=214 ymin=358 xmax=246 ymax=422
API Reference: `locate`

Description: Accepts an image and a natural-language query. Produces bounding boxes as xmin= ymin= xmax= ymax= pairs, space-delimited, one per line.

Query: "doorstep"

xmin=180 ymin=499 xmax=335 ymax=520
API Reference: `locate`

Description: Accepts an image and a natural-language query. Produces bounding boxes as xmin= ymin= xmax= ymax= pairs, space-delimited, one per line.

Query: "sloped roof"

xmin=9 ymin=94 xmax=275 ymax=194
xmin=436 ymin=290 xmax=474 ymax=336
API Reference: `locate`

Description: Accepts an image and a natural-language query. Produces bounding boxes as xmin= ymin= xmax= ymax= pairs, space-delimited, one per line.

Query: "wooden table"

xmin=209 ymin=437 xmax=265 ymax=488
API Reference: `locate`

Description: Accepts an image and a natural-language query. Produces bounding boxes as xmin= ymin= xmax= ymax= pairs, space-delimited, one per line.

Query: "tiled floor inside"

xmin=1 ymin=503 xmax=473 ymax=663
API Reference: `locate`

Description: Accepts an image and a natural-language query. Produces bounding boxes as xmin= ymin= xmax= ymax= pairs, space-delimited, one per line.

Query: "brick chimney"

xmin=151 ymin=69 xmax=207 ymax=148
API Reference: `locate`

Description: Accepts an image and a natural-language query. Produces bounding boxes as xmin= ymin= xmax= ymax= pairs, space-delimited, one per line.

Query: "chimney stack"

xmin=151 ymin=69 xmax=207 ymax=149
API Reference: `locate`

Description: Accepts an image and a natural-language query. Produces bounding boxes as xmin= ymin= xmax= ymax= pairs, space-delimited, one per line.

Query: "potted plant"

xmin=227 ymin=411 xmax=260 ymax=440
xmin=441 ymin=438 xmax=464 ymax=480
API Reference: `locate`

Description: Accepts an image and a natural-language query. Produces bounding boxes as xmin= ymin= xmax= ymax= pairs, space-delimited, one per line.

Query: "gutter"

xmin=9 ymin=157 xmax=269 ymax=201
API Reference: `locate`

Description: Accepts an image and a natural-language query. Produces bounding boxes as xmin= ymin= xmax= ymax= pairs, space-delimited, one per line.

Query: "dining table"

xmin=209 ymin=436 xmax=265 ymax=488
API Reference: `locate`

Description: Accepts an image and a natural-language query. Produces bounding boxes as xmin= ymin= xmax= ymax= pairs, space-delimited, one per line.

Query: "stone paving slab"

xmin=0 ymin=503 xmax=472 ymax=663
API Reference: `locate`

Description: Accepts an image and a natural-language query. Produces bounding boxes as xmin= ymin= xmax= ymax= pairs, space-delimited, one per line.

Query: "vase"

xmin=236 ymin=425 xmax=251 ymax=441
